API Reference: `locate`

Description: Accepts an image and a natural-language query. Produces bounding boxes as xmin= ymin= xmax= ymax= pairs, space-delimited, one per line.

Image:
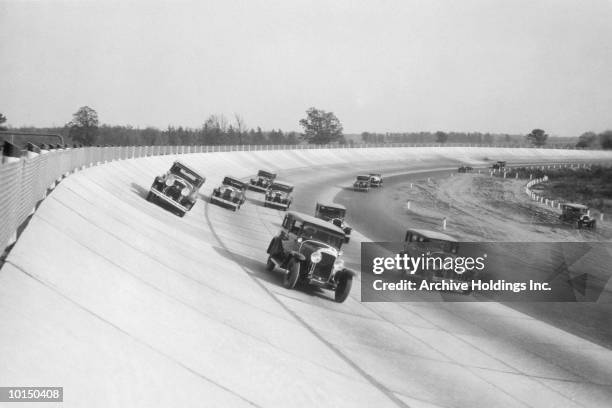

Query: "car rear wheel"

xmin=283 ymin=261 xmax=300 ymax=289
xmin=146 ymin=192 xmax=154 ymax=202
xmin=335 ymin=275 xmax=352 ymax=303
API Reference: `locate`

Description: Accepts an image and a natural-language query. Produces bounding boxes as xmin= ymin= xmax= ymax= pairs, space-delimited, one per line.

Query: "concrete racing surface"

xmin=2 ymin=147 xmax=612 ymax=407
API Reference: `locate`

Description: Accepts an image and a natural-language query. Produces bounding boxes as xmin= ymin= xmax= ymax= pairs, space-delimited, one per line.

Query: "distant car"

xmin=490 ymin=161 xmax=507 ymax=170
xmin=369 ymin=173 xmax=383 ymax=187
xmin=210 ymin=176 xmax=247 ymax=211
xmin=266 ymin=211 xmax=355 ymax=302
xmin=402 ymin=229 xmax=472 ymax=294
xmin=353 ymin=175 xmax=371 ymax=192
xmin=314 ymin=202 xmax=352 ymax=243
xmin=147 ymin=161 xmax=206 ymax=217
xmin=264 ymin=180 xmax=294 ymax=210
xmin=559 ymin=203 xmax=596 ymax=229
xmin=458 ymin=165 xmax=473 ymax=173
xmin=249 ymin=170 xmax=277 ymax=193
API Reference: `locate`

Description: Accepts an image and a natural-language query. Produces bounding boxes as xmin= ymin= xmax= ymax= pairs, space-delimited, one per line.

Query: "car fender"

xmin=336 ymin=268 xmax=357 ymax=279
xmin=267 ymin=237 xmax=281 ymax=254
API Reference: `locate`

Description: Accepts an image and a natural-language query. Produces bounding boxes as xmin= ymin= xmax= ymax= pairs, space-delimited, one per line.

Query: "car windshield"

xmin=270 ymin=183 xmax=293 ymax=193
xmin=318 ymin=205 xmax=345 ymax=219
xmin=170 ymin=164 xmax=202 ymax=185
xmin=301 ymin=223 xmax=343 ymax=248
xmin=223 ymin=177 xmax=245 ymax=189
xmin=407 ymin=235 xmax=458 ymax=253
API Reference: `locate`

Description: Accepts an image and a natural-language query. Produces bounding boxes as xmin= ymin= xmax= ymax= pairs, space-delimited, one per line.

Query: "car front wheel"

xmin=335 ymin=275 xmax=353 ymax=303
xmin=283 ymin=261 xmax=300 ymax=289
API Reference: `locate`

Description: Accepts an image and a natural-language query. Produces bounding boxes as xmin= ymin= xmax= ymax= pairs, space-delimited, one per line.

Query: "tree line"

xmin=1 ymin=107 xmax=610 ymax=149
xmin=576 ymin=130 xmax=612 ymax=150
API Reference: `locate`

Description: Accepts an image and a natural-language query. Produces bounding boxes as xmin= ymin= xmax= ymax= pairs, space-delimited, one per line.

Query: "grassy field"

xmin=514 ymin=165 xmax=612 ymax=213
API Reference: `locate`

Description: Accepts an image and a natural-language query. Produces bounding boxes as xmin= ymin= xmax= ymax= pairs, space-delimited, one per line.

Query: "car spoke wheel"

xmin=283 ymin=262 xmax=300 ymax=289
xmin=335 ymin=275 xmax=353 ymax=303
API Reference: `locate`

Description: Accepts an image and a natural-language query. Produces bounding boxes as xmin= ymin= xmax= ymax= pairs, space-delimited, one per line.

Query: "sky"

xmin=1 ymin=0 xmax=611 ymax=136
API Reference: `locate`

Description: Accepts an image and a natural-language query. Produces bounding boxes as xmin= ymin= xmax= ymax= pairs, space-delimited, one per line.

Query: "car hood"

xmin=299 ymin=240 xmax=339 ymax=257
xmin=268 ymin=190 xmax=290 ymax=197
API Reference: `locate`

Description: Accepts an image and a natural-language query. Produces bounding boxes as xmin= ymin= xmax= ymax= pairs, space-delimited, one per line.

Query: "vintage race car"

xmin=266 ymin=211 xmax=355 ymax=302
xmin=369 ymin=173 xmax=383 ymax=187
xmin=353 ymin=175 xmax=371 ymax=192
xmin=559 ymin=203 xmax=596 ymax=229
xmin=315 ymin=201 xmax=352 ymax=243
xmin=402 ymin=229 xmax=472 ymax=294
xmin=249 ymin=170 xmax=277 ymax=193
xmin=490 ymin=161 xmax=507 ymax=170
xmin=210 ymin=176 xmax=247 ymax=211
xmin=147 ymin=161 xmax=206 ymax=217
xmin=264 ymin=180 xmax=294 ymax=210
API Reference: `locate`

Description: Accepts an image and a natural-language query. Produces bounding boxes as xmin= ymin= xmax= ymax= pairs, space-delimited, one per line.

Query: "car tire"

xmin=266 ymin=256 xmax=275 ymax=271
xmin=344 ymin=236 xmax=350 ymax=244
xmin=283 ymin=261 xmax=300 ymax=289
xmin=146 ymin=192 xmax=154 ymax=202
xmin=335 ymin=275 xmax=353 ymax=303
xmin=177 ymin=210 xmax=185 ymax=218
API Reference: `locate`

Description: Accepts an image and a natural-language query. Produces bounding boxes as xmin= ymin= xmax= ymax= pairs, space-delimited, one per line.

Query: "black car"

xmin=147 ymin=161 xmax=206 ymax=217
xmin=266 ymin=211 xmax=355 ymax=302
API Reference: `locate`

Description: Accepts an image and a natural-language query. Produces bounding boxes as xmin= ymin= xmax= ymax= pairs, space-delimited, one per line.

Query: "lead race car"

xmin=264 ymin=180 xmax=294 ymax=210
xmin=249 ymin=169 xmax=277 ymax=193
xmin=147 ymin=161 xmax=206 ymax=217
xmin=314 ymin=201 xmax=352 ymax=243
xmin=210 ymin=176 xmax=247 ymax=211
xmin=266 ymin=211 xmax=355 ymax=302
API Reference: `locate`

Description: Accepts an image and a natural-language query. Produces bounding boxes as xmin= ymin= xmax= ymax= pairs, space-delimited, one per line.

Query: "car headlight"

xmin=333 ymin=258 xmax=344 ymax=270
xmin=181 ymin=187 xmax=189 ymax=196
xmin=165 ymin=175 xmax=175 ymax=186
xmin=310 ymin=251 xmax=322 ymax=264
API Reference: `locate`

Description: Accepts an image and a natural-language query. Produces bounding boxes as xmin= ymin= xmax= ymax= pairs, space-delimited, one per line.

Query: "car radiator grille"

xmin=311 ymin=253 xmax=335 ymax=282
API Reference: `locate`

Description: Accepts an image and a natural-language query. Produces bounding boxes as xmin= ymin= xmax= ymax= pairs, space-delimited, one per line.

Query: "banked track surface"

xmin=2 ymin=147 xmax=612 ymax=408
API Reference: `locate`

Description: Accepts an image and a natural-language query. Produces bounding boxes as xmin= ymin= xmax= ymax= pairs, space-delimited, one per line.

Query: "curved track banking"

xmin=2 ymin=147 xmax=612 ymax=407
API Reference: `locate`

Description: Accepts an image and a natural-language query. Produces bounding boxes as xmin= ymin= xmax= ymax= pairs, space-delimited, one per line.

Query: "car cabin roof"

xmin=562 ymin=203 xmax=588 ymax=209
xmin=257 ymin=170 xmax=276 ymax=177
xmin=173 ymin=161 xmax=204 ymax=179
xmin=222 ymin=176 xmax=246 ymax=187
xmin=356 ymin=175 xmax=371 ymax=179
xmin=288 ymin=211 xmax=346 ymax=235
xmin=316 ymin=201 xmax=347 ymax=210
xmin=271 ymin=180 xmax=294 ymax=188
xmin=406 ymin=229 xmax=458 ymax=242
